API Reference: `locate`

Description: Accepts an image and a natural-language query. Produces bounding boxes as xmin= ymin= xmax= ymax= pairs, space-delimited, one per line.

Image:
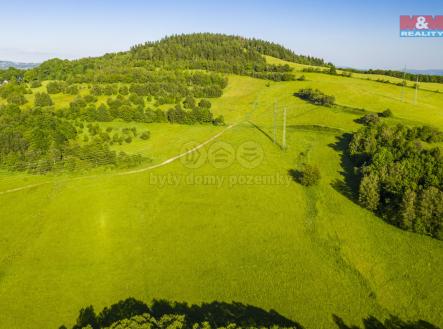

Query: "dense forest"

xmin=130 ymin=33 xmax=324 ymax=79
xmin=348 ymin=123 xmax=443 ymax=239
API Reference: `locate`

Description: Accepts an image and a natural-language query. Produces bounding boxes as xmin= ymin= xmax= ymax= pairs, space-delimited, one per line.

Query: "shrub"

xmin=379 ymin=109 xmax=393 ymax=118
xmin=129 ymin=94 xmax=144 ymax=106
xmin=212 ymin=115 xmax=225 ymax=126
xmin=140 ymin=131 xmax=150 ymax=140
xmin=30 ymin=80 xmax=42 ymax=88
xmin=198 ymin=99 xmax=212 ymax=109
xmin=91 ymin=85 xmax=103 ymax=96
xmin=294 ymin=88 xmax=335 ymax=106
xmin=83 ymin=94 xmax=97 ymax=103
xmin=103 ymin=85 xmax=117 ymax=96
xmin=329 ymin=65 xmax=337 ymax=75
xmin=46 ymin=81 xmax=65 ymax=94
xmin=359 ymin=113 xmax=380 ymax=125
xmin=34 ymin=92 xmax=53 ymax=107
xmin=7 ymin=93 xmax=27 ymax=105
xmin=298 ymin=164 xmax=321 ymax=186
xmin=65 ymin=85 xmax=79 ymax=95
xmin=119 ymin=85 xmax=129 ymax=95
xmin=183 ymin=96 xmax=196 ymax=109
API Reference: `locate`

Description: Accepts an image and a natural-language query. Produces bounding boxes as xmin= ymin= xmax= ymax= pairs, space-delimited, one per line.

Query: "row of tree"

xmin=302 ymin=66 xmax=352 ymax=78
xmin=50 ymin=94 xmax=224 ymax=126
xmin=0 ymin=105 xmax=147 ymax=174
xmin=0 ymin=79 xmax=225 ymax=126
xmin=33 ymin=70 xmax=228 ymax=100
xmin=348 ymin=123 xmax=443 ymax=239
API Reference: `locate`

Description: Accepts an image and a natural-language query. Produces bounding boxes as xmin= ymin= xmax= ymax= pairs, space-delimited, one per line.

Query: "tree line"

xmin=54 ymin=93 xmax=224 ymax=126
xmin=342 ymin=68 xmax=443 ymax=84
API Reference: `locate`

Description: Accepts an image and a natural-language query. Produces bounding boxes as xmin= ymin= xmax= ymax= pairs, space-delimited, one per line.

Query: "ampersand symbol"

xmin=415 ymin=16 xmax=429 ymax=30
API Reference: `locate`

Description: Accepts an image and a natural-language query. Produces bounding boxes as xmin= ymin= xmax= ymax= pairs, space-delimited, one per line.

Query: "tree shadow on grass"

xmin=66 ymin=297 xmax=441 ymax=329
xmin=328 ymin=133 xmax=361 ymax=203
xmin=69 ymin=297 xmax=304 ymax=329
xmin=288 ymin=169 xmax=303 ymax=184
xmin=151 ymin=299 xmax=303 ymax=328
xmin=333 ymin=314 xmax=440 ymax=329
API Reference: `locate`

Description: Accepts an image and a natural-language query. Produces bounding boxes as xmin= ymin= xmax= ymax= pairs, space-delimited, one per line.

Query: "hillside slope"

xmin=0 ymin=36 xmax=442 ymax=329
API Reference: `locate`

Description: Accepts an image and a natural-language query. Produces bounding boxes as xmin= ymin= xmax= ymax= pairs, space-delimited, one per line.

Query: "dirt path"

xmin=116 ymin=123 xmax=237 ymax=175
xmin=0 ymin=124 xmax=237 ymax=196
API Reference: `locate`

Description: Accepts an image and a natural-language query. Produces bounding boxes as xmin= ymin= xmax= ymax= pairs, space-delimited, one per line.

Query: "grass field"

xmin=0 ymin=58 xmax=442 ymax=329
xmin=265 ymin=55 xmax=443 ymax=93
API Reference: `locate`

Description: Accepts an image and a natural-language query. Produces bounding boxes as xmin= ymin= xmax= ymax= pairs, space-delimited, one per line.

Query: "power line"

xmin=401 ymin=66 xmax=406 ymax=102
xmin=273 ymin=100 xmax=277 ymax=144
xmin=282 ymin=107 xmax=287 ymax=150
xmin=414 ymin=75 xmax=419 ymax=105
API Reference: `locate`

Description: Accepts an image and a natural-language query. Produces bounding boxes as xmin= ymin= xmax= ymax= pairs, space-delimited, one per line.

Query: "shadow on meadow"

xmin=66 ymin=298 xmax=303 ymax=329
xmin=333 ymin=314 xmax=440 ymax=329
xmin=63 ymin=297 xmax=441 ymax=329
xmin=328 ymin=133 xmax=361 ymax=203
xmin=288 ymin=168 xmax=303 ymax=183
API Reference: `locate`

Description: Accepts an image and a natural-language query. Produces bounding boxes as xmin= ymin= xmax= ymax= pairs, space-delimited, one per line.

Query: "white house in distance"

xmin=1 ymin=80 xmax=8 ymax=86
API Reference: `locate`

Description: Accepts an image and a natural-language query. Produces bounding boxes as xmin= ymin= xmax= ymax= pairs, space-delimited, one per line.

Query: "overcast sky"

xmin=0 ymin=0 xmax=442 ymax=69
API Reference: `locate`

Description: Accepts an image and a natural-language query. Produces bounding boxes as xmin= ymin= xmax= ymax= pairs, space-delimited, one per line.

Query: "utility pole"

xmin=401 ymin=66 xmax=406 ymax=102
xmin=414 ymin=76 xmax=419 ymax=105
xmin=273 ymin=101 xmax=277 ymax=144
xmin=282 ymin=107 xmax=287 ymax=150
xmin=246 ymin=100 xmax=257 ymax=121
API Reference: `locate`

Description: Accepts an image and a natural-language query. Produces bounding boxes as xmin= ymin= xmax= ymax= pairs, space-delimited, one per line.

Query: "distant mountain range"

xmin=405 ymin=69 xmax=443 ymax=76
xmin=338 ymin=66 xmax=443 ymax=77
xmin=0 ymin=60 xmax=39 ymax=70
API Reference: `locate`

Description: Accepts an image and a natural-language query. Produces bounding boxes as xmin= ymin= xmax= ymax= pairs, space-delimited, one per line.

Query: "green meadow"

xmin=0 ymin=57 xmax=442 ymax=329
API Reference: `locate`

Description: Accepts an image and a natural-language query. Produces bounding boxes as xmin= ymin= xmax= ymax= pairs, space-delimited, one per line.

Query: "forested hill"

xmin=13 ymin=33 xmax=325 ymax=83
xmin=130 ymin=33 xmax=326 ymax=66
